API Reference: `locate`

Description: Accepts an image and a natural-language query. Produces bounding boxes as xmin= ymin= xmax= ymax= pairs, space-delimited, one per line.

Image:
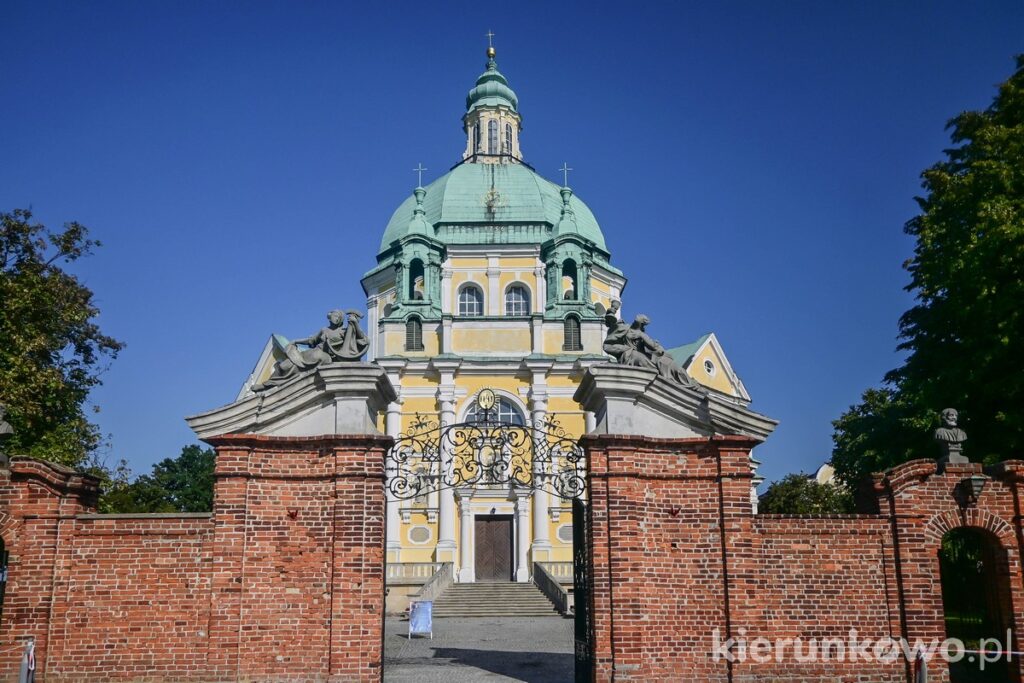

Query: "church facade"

xmin=241 ymin=45 xmax=760 ymax=597
xmin=1 ymin=43 xmax=1022 ymax=683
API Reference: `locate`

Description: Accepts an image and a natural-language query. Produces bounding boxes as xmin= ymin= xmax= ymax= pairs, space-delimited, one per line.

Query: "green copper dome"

xmin=466 ymin=57 xmax=518 ymax=113
xmin=378 ymin=162 xmax=608 ymax=253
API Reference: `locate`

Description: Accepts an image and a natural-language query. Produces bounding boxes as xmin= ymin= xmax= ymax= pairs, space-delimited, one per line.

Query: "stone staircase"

xmin=430 ymin=581 xmax=562 ymax=618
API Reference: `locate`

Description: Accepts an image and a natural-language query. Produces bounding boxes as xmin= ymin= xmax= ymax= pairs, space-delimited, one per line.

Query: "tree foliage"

xmin=0 ymin=208 xmax=123 ymax=467
xmin=101 ymin=445 xmax=215 ymax=513
xmin=758 ymin=474 xmax=855 ymax=515
xmin=832 ymin=56 xmax=1024 ymax=487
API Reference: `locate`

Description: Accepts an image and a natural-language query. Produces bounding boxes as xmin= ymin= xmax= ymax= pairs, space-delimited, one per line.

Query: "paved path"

xmin=383 ymin=616 xmax=574 ymax=682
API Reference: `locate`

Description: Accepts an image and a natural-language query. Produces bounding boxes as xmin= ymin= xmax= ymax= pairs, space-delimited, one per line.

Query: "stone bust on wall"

xmin=934 ymin=407 xmax=968 ymax=464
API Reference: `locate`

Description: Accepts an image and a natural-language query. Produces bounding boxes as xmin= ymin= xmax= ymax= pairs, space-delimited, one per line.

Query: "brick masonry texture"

xmin=0 ymin=431 xmax=1021 ymax=682
xmin=579 ymin=433 xmax=1024 ymax=683
xmin=0 ymin=433 xmax=391 ymax=682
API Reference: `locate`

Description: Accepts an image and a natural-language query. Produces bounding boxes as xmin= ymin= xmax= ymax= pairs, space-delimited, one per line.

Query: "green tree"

xmin=759 ymin=474 xmax=855 ymax=515
xmin=832 ymin=56 xmax=1024 ymax=487
xmin=101 ymin=445 xmax=215 ymax=513
xmin=0 ymin=208 xmax=124 ymax=467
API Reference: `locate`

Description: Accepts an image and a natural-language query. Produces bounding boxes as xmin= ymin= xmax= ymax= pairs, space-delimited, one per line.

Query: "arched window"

xmin=408 ymin=259 xmax=425 ymax=300
xmin=466 ymin=396 xmax=525 ymax=425
xmin=474 ymin=124 xmax=481 ymax=152
xmin=504 ymin=285 xmax=530 ymax=316
xmin=563 ymin=315 xmax=582 ymax=351
xmin=504 ymin=123 xmax=512 ymax=154
xmin=405 ymin=316 xmax=424 ymax=351
xmin=488 ymin=120 xmax=498 ymax=154
xmin=562 ymin=259 xmax=578 ymax=300
xmin=458 ymin=285 xmax=484 ymax=316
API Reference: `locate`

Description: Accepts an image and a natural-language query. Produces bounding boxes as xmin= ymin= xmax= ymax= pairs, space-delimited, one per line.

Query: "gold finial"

xmin=486 ymin=30 xmax=496 ymax=58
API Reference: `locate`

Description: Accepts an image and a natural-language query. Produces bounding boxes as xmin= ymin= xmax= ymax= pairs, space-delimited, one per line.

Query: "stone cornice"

xmin=186 ymin=363 xmax=396 ymax=440
xmin=574 ymin=364 xmax=777 ymax=442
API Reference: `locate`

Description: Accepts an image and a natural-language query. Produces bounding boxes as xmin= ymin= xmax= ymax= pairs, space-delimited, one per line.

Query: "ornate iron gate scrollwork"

xmin=573 ymin=497 xmax=593 ymax=683
xmin=384 ymin=393 xmax=586 ymax=501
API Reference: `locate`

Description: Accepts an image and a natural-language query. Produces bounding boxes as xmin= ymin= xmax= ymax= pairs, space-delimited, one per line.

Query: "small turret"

xmin=463 ymin=38 xmax=523 ymax=163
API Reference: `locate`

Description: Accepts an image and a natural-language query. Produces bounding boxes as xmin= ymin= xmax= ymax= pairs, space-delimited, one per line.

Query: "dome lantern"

xmin=463 ymin=40 xmax=523 ymax=163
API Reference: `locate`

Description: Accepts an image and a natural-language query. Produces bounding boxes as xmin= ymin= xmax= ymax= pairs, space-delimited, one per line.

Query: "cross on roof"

xmin=559 ymin=162 xmax=573 ymax=187
xmin=486 ymin=30 xmax=495 ymax=48
xmin=413 ymin=163 xmax=428 ymax=187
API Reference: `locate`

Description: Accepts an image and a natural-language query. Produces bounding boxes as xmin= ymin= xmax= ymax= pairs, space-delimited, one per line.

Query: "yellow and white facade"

xmin=238 ymin=47 xmax=756 ymax=597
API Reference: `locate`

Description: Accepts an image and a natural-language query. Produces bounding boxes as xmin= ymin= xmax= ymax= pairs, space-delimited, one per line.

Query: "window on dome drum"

xmin=504 ymin=285 xmax=530 ymax=316
xmin=504 ymin=123 xmax=512 ymax=154
xmin=488 ymin=120 xmax=498 ymax=154
xmin=466 ymin=396 xmax=525 ymax=425
xmin=474 ymin=124 xmax=481 ymax=152
xmin=408 ymin=259 xmax=425 ymax=300
xmin=563 ymin=315 xmax=583 ymax=351
xmin=562 ymin=259 xmax=578 ymax=300
xmin=405 ymin=317 xmax=424 ymax=351
xmin=458 ymin=285 xmax=484 ymax=316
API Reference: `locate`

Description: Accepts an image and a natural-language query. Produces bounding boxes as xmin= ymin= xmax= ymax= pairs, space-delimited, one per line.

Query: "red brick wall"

xmin=0 ymin=433 xmax=390 ymax=682
xmin=580 ymin=433 xmax=1024 ymax=683
xmin=2 ymin=430 xmax=1021 ymax=683
xmin=203 ymin=434 xmax=389 ymax=682
xmin=45 ymin=515 xmax=213 ymax=681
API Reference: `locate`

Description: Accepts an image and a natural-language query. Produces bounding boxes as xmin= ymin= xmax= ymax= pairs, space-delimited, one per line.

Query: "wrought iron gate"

xmin=384 ymin=390 xmax=586 ymax=501
xmin=572 ymin=497 xmax=593 ymax=682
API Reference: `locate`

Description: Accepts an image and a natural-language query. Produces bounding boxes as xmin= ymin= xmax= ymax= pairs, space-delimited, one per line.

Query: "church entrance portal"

xmin=474 ymin=515 xmax=513 ymax=581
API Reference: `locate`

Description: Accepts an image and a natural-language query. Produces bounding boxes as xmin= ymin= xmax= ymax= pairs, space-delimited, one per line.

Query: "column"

xmin=440 ymin=267 xmax=452 ymax=311
xmin=530 ymin=399 xmax=551 ymax=563
xmin=385 ymin=402 xmax=402 ymax=562
xmin=435 ymin=393 xmax=457 ymax=563
xmin=585 ymin=410 xmax=597 ymax=433
xmin=533 ymin=264 xmax=546 ymax=313
xmin=530 ymin=314 xmax=543 ymax=354
xmin=487 ymin=257 xmax=500 ymax=315
xmin=515 ymin=492 xmax=531 ymax=582
xmin=457 ymin=491 xmax=474 ymax=582
xmin=366 ymin=295 xmax=379 ymax=362
xmin=394 ymin=260 xmax=406 ymax=306
xmin=580 ymin=257 xmax=593 ymax=302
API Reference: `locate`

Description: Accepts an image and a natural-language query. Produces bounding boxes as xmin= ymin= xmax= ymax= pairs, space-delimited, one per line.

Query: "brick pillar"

xmin=0 ymin=458 xmax=99 ymax=679
xmin=580 ymin=433 xmax=757 ymax=683
xmin=204 ymin=434 xmax=391 ymax=683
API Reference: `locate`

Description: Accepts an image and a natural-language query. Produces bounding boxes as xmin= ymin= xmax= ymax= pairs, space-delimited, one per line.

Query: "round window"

xmin=557 ymin=524 xmax=573 ymax=543
xmin=703 ymin=359 xmax=716 ymax=376
xmin=408 ymin=526 xmax=432 ymax=544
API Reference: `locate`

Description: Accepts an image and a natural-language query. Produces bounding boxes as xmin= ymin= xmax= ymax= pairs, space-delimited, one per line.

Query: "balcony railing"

xmin=413 ymin=562 xmax=454 ymax=603
xmin=386 ymin=562 xmax=444 ymax=585
xmin=538 ymin=561 xmax=573 ymax=582
xmin=533 ymin=562 xmax=571 ymax=615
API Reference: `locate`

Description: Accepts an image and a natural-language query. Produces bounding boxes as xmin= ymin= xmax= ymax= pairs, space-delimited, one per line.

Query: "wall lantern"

xmin=955 ymin=474 xmax=987 ymax=508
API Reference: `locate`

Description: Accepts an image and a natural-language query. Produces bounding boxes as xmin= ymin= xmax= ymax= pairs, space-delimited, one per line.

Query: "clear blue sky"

xmin=1 ymin=1 xmax=1021 ymax=485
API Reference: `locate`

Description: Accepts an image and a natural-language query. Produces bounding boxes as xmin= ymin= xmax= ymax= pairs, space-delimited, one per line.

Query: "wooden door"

xmin=474 ymin=516 xmax=513 ymax=582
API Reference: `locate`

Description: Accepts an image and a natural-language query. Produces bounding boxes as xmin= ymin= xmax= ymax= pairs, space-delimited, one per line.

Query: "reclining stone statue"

xmin=252 ymin=309 xmax=369 ymax=392
xmin=602 ymin=302 xmax=707 ymax=394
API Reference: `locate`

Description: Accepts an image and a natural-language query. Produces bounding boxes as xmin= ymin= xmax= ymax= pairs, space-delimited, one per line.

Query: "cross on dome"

xmin=559 ymin=163 xmax=573 ymax=187
xmin=413 ymin=163 xmax=428 ymax=187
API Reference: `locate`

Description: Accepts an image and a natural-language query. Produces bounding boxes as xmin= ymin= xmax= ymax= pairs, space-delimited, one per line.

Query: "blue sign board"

xmin=409 ymin=600 xmax=433 ymax=639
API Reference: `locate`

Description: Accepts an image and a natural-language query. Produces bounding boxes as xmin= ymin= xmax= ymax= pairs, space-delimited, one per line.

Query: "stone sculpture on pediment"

xmin=602 ymin=301 xmax=706 ymax=394
xmin=252 ymin=309 xmax=369 ymax=392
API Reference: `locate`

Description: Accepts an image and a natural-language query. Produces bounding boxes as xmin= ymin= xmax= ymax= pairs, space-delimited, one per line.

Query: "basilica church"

xmin=236 ymin=44 xmax=759 ymax=609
